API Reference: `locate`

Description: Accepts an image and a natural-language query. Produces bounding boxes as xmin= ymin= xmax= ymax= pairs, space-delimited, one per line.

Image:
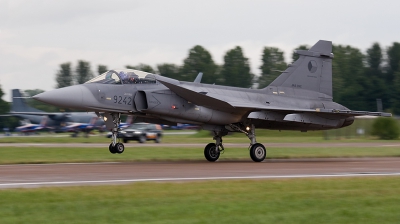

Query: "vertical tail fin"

xmin=125 ymin=115 xmax=133 ymax=124
xmin=11 ymin=89 xmax=44 ymax=113
xmin=266 ymin=40 xmax=333 ymax=98
xmin=89 ymin=117 xmax=98 ymax=125
xmin=40 ymin=116 xmax=48 ymax=127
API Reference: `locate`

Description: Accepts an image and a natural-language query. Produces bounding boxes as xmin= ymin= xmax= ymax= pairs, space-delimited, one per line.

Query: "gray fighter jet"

xmin=33 ymin=40 xmax=391 ymax=162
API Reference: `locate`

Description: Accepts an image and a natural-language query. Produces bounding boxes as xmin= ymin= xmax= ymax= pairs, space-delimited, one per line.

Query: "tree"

xmin=180 ymin=45 xmax=219 ymax=84
xmin=55 ymin=62 xmax=73 ymax=88
xmin=331 ymin=45 xmax=366 ymax=110
xmin=371 ymin=117 xmax=400 ymax=140
xmin=98 ymin=65 xmax=108 ymax=75
xmin=386 ymin=42 xmax=400 ymax=114
xmin=0 ymin=85 xmax=9 ymax=115
xmin=364 ymin=43 xmax=388 ymax=111
xmin=75 ymin=60 xmax=94 ymax=84
xmin=0 ymin=85 xmax=18 ymax=130
xmin=386 ymin=42 xmax=400 ymax=84
xmin=392 ymin=69 xmax=400 ymax=114
xmin=157 ymin=63 xmax=181 ymax=79
xmin=126 ymin=64 xmax=155 ymax=73
xmin=367 ymin=43 xmax=383 ymax=71
xmin=291 ymin=45 xmax=309 ymax=62
xmin=258 ymin=47 xmax=287 ymax=88
xmin=220 ymin=46 xmax=253 ymax=88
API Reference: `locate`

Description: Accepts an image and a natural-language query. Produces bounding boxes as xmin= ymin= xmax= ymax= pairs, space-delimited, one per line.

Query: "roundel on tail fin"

xmin=308 ymin=60 xmax=317 ymax=73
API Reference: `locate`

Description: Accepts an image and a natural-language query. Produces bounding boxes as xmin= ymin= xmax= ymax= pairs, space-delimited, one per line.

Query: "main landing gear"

xmin=108 ymin=113 xmax=125 ymax=154
xmin=204 ymin=131 xmax=225 ymax=162
xmin=204 ymin=124 xmax=266 ymax=162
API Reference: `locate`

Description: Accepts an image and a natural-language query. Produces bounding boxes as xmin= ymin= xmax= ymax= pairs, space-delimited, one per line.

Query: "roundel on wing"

xmin=308 ymin=60 xmax=317 ymax=73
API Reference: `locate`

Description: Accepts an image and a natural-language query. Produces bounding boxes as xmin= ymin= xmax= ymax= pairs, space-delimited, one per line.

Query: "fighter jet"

xmin=15 ymin=116 xmax=50 ymax=133
xmin=33 ymin=40 xmax=391 ymax=162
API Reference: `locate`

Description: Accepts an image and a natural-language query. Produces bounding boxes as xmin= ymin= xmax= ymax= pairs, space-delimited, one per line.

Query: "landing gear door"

xmin=103 ymin=113 xmax=114 ymax=130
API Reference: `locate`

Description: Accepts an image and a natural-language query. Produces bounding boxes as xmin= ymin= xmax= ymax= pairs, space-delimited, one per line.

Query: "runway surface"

xmin=1 ymin=142 xmax=400 ymax=148
xmin=1 ymin=157 xmax=400 ymax=189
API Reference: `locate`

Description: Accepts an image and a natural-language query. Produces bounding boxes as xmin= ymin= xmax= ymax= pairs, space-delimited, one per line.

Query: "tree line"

xmin=1 ymin=41 xmax=400 ymax=130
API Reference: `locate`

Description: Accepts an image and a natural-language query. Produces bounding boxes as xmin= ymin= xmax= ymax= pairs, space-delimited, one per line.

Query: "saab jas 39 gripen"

xmin=33 ymin=40 xmax=391 ymax=162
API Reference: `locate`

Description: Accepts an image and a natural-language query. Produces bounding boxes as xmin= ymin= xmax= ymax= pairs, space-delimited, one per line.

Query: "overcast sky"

xmin=1 ymin=0 xmax=400 ymax=102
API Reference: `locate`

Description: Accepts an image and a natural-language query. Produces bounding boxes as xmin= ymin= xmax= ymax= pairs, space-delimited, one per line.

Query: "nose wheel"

xmin=109 ymin=143 xmax=125 ymax=154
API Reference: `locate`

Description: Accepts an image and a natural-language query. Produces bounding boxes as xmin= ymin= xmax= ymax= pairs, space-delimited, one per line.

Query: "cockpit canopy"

xmin=85 ymin=69 xmax=156 ymax=85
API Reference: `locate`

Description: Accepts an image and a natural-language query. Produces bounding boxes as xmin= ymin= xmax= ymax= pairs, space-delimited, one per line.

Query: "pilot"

xmin=119 ymin=71 xmax=128 ymax=84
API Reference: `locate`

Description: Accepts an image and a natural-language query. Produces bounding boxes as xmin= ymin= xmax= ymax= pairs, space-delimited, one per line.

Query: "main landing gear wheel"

xmin=250 ymin=143 xmax=266 ymax=162
xmin=204 ymin=143 xmax=220 ymax=162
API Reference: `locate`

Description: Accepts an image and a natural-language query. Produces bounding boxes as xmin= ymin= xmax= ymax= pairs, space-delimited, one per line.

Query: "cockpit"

xmin=85 ymin=69 xmax=156 ymax=85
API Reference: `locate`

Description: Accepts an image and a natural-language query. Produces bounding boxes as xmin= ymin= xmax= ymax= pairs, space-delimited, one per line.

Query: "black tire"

xmin=115 ymin=143 xmax=125 ymax=154
xmin=204 ymin=143 xmax=220 ymax=162
xmin=109 ymin=143 xmax=116 ymax=154
xmin=250 ymin=143 xmax=266 ymax=162
xmin=139 ymin=135 xmax=146 ymax=143
xmin=155 ymin=135 xmax=161 ymax=143
xmin=123 ymin=138 xmax=128 ymax=143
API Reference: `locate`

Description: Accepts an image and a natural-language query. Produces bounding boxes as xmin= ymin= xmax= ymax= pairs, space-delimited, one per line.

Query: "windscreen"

xmin=85 ymin=69 xmax=156 ymax=85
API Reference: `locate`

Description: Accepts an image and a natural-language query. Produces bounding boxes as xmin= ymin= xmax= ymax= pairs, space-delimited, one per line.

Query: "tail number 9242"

xmin=113 ymin=96 xmax=132 ymax=105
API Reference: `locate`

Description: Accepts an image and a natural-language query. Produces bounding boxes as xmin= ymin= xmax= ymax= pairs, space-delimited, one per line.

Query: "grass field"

xmin=1 ymin=177 xmax=400 ymax=223
xmin=0 ymin=146 xmax=400 ymax=164
xmin=0 ymin=130 xmax=398 ymax=144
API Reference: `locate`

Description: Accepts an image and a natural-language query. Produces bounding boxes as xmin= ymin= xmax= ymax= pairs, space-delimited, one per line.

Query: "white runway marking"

xmin=2 ymin=172 xmax=400 ymax=188
xmin=0 ymin=161 xmax=121 ymax=167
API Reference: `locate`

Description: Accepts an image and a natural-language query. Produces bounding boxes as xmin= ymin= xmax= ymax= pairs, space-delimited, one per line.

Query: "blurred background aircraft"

xmin=15 ymin=116 xmax=51 ymax=134
xmin=4 ymin=89 xmax=104 ymax=133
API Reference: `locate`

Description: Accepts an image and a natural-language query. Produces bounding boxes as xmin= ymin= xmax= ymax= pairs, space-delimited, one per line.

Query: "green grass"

xmin=0 ymin=130 xmax=399 ymax=144
xmin=1 ymin=177 xmax=400 ymax=223
xmin=1 ymin=146 xmax=400 ymax=164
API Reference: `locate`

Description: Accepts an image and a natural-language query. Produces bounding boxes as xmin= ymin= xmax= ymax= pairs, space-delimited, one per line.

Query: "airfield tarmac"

xmin=1 ymin=142 xmax=400 ymax=148
xmin=1 ymin=156 xmax=400 ymax=189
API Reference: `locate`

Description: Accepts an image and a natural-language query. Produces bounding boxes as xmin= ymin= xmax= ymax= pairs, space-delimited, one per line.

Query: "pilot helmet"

xmin=119 ymin=71 xmax=127 ymax=80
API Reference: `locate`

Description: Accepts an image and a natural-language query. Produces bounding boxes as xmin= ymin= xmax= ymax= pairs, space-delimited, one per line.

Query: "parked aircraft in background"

xmin=119 ymin=115 xmax=133 ymax=129
xmin=162 ymin=123 xmax=199 ymax=130
xmin=6 ymin=89 xmax=104 ymax=132
xmin=33 ymin=40 xmax=391 ymax=162
xmin=15 ymin=116 xmax=50 ymax=133
xmin=62 ymin=116 xmax=102 ymax=137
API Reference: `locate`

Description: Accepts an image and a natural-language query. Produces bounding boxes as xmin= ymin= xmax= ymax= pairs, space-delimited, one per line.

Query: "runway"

xmin=1 ymin=157 xmax=400 ymax=188
xmin=1 ymin=142 xmax=400 ymax=148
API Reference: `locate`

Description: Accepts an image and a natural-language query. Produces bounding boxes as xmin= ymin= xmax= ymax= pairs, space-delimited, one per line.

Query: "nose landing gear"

xmin=108 ymin=113 xmax=125 ymax=154
xmin=109 ymin=143 xmax=125 ymax=154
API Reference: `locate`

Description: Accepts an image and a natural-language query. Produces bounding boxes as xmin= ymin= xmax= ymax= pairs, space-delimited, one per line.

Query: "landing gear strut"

xmin=203 ymin=124 xmax=266 ymax=162
xmin=108 ymin=113 xmax=124 ymax=154
xmin=246 ymin=124 xmax=266 ymax=162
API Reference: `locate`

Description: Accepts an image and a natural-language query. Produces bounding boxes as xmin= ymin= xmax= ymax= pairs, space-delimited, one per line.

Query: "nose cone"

xmin=33 ymin=86 xmax=84 ymax=109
